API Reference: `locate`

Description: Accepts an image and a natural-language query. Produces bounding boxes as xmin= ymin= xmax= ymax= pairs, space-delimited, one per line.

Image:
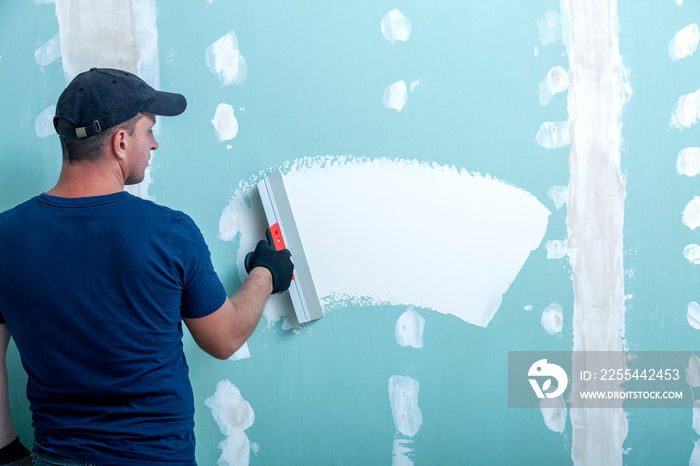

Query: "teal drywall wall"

xmin=0 ymin=0 xmax=697 ymax=464
xmin=619 ymin=1 xmax=699 ymax=464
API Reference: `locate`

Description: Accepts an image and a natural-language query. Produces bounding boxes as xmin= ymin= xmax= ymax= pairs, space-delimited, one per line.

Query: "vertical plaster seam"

xmin=564 ymin=0 xmax=628 ymax=464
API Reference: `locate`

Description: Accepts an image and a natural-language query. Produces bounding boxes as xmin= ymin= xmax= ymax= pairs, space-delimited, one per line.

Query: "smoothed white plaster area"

xmin=388 ymin=375 xmax=422 ymax=437
xmin=395 ymin=308 xmax=425 ymax=349
xmin=35 ymin=106 xmax=57 ymax=138
xmin=35 ymin=33 xmax=61 ymax=67
xmin=688 ymin=302 xmax=700 ymax=329
xmin=211 ymin=103 xmax=239 ymax=142
xmin=539 ymin=66 xmax=569 ymax=106
xmin=536 ymin=121 xmax=570 ymax=149
xmin=671 ymin=89 xmax=700 ymax=129
xmin=537 ymin=11 xmax=563 ymax=45
xmin=392 ymin=438 xmax=414 ymax=466
xmin=205 ymin=380 xmax=256 ymax=466
xmin=694 ymin=400 xmax=700 ymax=433
xmin=541 ymin=303 xmax=564 ymax=335
xmin=683 ymin=197 xmax=700 ymax=230
xmin=55 ymin=0 xmax=159 ymax=83
xmin=563 ymin=0 xmax=628 ymax=463
xmin=381 ymin=9 xmax=411 ymax=44
xmin=684 ymin=244 xmax=700 ymax=265
xmin=692 ymin=440 xmax=700 ymax=466
xmin=548 ymin=185 xmax=568 ymax=210
xmin=384 ymin=80 xmax=408 ymax=111
xmin=54 ymin=0 xmax=160 ymax=200
xmin=540 ymin=395 xmax=567 ymax=433
xmin=669 ymin=23 xmax=699 ymax=61
xmin=219 ymin=157 xmax=550 ymax=328
xmin=206 ymin=30 xmax=247 ymax=87
xmin=545 ymin=240 xmax=567 ymax=260
xmin=677 ymin=147 xmax=700 ymax=176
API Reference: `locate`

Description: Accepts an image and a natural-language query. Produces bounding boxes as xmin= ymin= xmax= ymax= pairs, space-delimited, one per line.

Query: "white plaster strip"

xmin=562 ymin=0 xmax=628 ymax=464
xmin=54 ymin=0 xmax=160 ymax=200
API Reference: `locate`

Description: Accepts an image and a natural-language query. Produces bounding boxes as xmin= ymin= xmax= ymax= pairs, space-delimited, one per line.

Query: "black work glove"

xmin=244 ymin=228 xmax=294 ymax=294
xmin=0 ymin=437 xmax=32 ymax=466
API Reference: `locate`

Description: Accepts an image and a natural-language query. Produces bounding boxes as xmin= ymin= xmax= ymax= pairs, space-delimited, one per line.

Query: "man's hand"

xmin=244 ymin=228 xmax=294 ymax=294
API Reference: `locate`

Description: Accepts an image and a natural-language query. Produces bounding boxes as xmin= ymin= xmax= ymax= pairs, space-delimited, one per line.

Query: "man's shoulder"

xmin=126 ymin=195 xmax=201 ymax=232
xmin=129 ymin=194 xmax=185 ymax=218
xmin=0 ymin=196 xmax=41 ymax=221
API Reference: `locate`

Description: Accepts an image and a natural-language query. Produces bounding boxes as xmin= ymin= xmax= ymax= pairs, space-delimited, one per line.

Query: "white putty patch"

xmin=384 ymin=81 xmax=408 ymax=112
xmin=388 ymin=375 xmax=422 ymax=437
xmin=211 ymin=103 xmax=239 ymax=142
xmin=541 ymin=302 xmax=563 ymax=335
xmin=392 ymin=438 xmax=414 ymax=466
xmin=524 ymin=304 xmax=534 ymax=311
xmin=684 ymin=244 xmax=700 ymax=265
xmin=693 ymin=400 xmax=700 ymax=434
xmin=548 ymin=185 xmax=568 ymax=210
xmin=536 ymin=121 xmax=570 ymax=149
xmin=537 ymin=11 xmax=563 ymax=46
xmin=539 ymin=66 xmax=569 ymax=106
xmin=219 ymin=157 xmax=550 ymax=328
xmin=381 ymin=9 xmax=411 ymax=44
xmin=35 ymin=105 xmax=57 ymax=138
xmin=683 ymin=197 xmax=700 ymax=230
xmin=669 ymin=23 xmax=699 ymax=61
xmin=688 ymin=302 xmax=700 ymax=330
xmin=670 ymin=89 xmax=700 ymax=129
xmin=677 ymin=147 xmax=700 ymax=177
xmin=205 ymin=380 xmax=255 ymax=466
xmin=206 ymin=30 xmax=247 ymax=87
xmin=409 ymin=80 xmax=419 ymax=92
xmin=692 ymin=440 xmax=700 ymax=466
xmin=395 ymin=308 xmax=425 ymax=349
xmin=540 ymin=395 xmax=567 ymax=433
xmin=35 ymin=33 xmax=61 ymax=67
xmin=545 ymin=240 xmax=567 ymax=260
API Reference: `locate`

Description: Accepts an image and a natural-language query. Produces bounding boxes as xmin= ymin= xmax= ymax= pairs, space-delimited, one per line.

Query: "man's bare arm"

xmin=184 ymin=267 xmax=273 ymax=360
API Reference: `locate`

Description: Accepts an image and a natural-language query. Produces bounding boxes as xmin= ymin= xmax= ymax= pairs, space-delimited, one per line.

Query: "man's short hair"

xmin=55 ymin=113 xmax=143 ymax=164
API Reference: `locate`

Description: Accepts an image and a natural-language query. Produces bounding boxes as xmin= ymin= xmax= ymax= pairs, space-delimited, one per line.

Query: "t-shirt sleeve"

xmin=171 ymin=214 xmax=228 ymax=319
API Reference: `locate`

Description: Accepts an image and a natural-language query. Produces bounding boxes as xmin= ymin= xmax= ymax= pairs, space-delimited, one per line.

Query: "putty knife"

xmin=257 ymin=170 xmax=323 ymax=323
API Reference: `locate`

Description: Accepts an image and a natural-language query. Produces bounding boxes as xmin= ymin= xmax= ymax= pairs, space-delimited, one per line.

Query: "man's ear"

xmin=111 ymin=128 xmax=128 ymax=161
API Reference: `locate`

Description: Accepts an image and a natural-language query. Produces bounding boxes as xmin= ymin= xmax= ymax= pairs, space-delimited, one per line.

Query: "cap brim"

xmin=142 ymin=91 xmax=187 ymax=117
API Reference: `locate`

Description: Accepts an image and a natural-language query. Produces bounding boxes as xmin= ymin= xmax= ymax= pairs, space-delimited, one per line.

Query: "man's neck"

xmin=47 ymin=160 xmax=125 ymax=198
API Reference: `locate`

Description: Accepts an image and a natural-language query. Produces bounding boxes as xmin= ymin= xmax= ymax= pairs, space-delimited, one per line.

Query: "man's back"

xmin=0 ymin=191 xmax=227 ymax=465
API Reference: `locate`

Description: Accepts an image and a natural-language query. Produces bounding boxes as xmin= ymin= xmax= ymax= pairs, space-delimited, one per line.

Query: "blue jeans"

xmin=32 ymin=451 xmax=96 ymax=466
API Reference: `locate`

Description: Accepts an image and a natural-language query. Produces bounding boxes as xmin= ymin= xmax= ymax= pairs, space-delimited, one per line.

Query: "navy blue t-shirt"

xmin=0 ymin=192 xmax=228 ymax=465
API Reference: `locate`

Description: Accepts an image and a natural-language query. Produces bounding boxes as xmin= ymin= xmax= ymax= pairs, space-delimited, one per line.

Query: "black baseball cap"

xmin=53 ymin=67 xmax=187 ymax=139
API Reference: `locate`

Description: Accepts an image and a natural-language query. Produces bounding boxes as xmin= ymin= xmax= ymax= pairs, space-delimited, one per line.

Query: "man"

xmin=0 ymin=68 xmax=294 ymax=465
